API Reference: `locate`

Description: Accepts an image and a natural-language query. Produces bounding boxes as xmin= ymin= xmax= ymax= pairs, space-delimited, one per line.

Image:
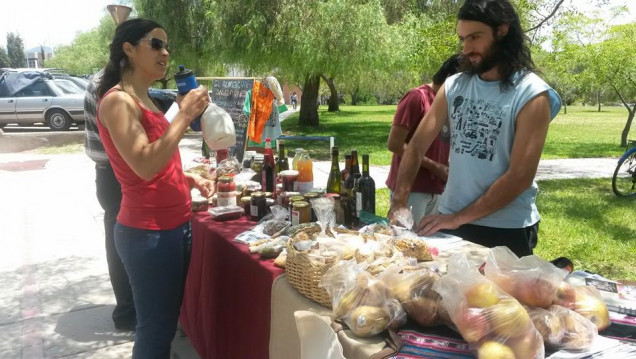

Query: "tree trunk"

xmin=621 ymin=107 xmax=635 ymax=148
xmin=321 ymin=75 xmax=340 ymax=112
xmin=563 ymin=100 xmax=567 ymax=115
xmin=597 ymin=91 xmax=601 ymax=112
xmin=351 ymin=87 xmax=359 ymax=106
xmin=299 ymin=74 xmax=320 ymax=127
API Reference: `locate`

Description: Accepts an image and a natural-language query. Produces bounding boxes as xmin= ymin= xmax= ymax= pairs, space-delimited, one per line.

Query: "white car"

xmin=0 ymin=70 xmax=84 ymax=131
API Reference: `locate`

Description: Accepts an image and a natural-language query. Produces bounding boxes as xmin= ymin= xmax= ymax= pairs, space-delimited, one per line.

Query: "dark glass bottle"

xmin=262 ymin=152 xmax=275 ymax=192
xmin=275 ymin=143 xmax=289 ymax=175
xmin=326 ymin=146 xmax=342 ymax=194
xmin=355 ymin=154 xmax=375 ymax=216
xmin=340 ymin=154 xmax=351 ymax=191
xmin=345 ymin=150 xmax=360 ymax=191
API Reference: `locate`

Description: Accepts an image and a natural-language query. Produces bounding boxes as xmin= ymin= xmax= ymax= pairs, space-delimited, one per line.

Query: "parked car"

xmin=0 ymin=69 xmax=84 ymax=131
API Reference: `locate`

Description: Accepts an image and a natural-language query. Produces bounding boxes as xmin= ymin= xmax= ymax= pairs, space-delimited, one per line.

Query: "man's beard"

xmin=460 ymin=41 xmax=501 ymax=75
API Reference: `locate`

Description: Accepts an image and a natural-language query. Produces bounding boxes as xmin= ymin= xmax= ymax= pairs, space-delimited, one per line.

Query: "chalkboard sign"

xmin=210 ymin=79 xmax=254 ymax=162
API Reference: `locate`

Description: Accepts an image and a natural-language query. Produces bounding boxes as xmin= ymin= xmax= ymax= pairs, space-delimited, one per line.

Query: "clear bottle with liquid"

xmin=296 ymin=151 xmax=314 ymax=193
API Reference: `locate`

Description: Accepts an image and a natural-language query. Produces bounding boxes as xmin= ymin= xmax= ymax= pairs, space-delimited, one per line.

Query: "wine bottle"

xmin=345 ymin=150 xmax=360 ymax=191
xmin=326 ymin=146 xmax=342 ymax=194
xmin=262 ymin=152 xmax=275 ymax=192
xmin=275 ymin=142 xmax=289 ymax=175
xmin=340 ymin=154 xmax=351 ymax=191
xmin=356 ymin=154 xmax=375 ymax=216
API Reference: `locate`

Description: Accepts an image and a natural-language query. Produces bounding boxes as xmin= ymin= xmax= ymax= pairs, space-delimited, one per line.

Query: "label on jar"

xmin=296 ymin=181 xmax=313 ymax=194
xmin=292 ymin=210 xmax=300 ymax=225
xmin=217 ymin=192 xmax=237 ymax=207
xmin=251 ymin=204 xmax=259 ymax=217
xmin=356 ymin=192 xmax=362 ymax=217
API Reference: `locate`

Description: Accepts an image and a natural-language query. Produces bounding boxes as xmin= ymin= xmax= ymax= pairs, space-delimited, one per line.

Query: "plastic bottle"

xmin=174 ymin=65 xmax=203 ymax=131
xmin=292 ymin=148 xmax=304 ymax=170
xmin=296 ymin=151 xmax=314 ymax=193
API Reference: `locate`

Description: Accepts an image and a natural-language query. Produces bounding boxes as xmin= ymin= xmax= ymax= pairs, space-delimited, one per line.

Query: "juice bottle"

xmin=296 ymin=151 xmax=314 ymax=193
xmin=292 ymin=148 xmax=304 ymax=170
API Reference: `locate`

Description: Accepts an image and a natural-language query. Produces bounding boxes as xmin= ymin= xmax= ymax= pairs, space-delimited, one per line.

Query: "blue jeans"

xmin=114 ymin=221 xmax=192 ymax=359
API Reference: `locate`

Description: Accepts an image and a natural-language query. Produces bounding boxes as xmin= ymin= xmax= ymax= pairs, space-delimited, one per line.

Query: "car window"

xmin=53 ymin=79 xmax=84 ymax=95
xmin=16 ymin=80 xmax=55 ymax=97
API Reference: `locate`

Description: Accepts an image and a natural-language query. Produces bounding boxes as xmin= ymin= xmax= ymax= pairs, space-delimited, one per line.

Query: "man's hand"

xmin=416 ymin=213 xmax=461 ymax=236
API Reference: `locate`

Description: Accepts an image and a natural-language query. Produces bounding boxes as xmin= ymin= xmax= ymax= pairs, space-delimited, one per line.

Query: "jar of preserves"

xmin=288 ymin=195 xmax=306 ymax=220
xmin=303 ymin=192 xmax=321 ymax=222
xmin=217 ymin=176 xmax=237 ymax=207
xmin=241 ymin=196 xmax=251 ymax=216
xmin=291 ymin=201 xmax=310 ymax=225
xmin=250 ymin=192 xmax=267 ymax=221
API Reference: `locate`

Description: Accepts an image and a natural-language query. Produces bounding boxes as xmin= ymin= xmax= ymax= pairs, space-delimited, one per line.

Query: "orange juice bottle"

xmin=296 ymin=151 xmax=314 ymax=193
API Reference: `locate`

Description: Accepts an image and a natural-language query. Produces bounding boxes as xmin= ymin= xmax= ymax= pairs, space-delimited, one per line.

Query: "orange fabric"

xmin=247 ymin=81 xmax=275 ymax=143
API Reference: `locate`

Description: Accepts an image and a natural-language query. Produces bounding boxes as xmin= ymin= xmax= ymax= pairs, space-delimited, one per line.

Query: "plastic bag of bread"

xmin=433 ymin=253 xmax=544 ymax=359
xmin=389 ymin=231 xmax=433 ymax=261
xmin=553 ymin=281 xmax=610 ymax=330
xmin=484 ymin=246 xmax=567 ymax=308
xmin=321 ymin=264 xmax=406 ymax=337
xmin=526 ymin=304 xmax=597 ymax=351
xmin=380 ymin=265 xmax=442 ymax=327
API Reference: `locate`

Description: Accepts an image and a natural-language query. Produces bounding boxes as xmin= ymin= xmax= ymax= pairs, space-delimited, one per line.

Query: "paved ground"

xmin=0 ymin=109 xmax=622 ymax=358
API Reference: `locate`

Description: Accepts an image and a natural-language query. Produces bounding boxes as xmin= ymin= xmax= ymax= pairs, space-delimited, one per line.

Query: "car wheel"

xmin=46 ymin=109 xmax=72 ymax=131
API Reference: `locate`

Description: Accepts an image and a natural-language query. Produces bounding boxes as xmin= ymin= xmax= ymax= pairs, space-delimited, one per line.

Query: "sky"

xmin=0 ymin=0 xmax=634 ymax=51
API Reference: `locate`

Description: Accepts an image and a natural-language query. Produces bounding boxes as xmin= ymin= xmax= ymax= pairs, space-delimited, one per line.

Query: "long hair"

xmin=433 ymin=54 xmax=461 ymax=85
xmin=458 ymin=0 xmax=535 ymax=90
xmin=97 ymin=18 xmax=164 ymax=99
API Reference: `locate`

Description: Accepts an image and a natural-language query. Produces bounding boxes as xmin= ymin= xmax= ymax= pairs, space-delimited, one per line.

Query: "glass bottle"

xmin=262 ymin=151 xmax=275 ymax=193
xmin=345 ymin=149 xmax=360 ymax=191
xmin=275 ymin=142 xmax=289 ymax=175
xmin=340 ymin=154 xmax=351 ymax=190
xmin=264 ymin=138 xmax=275 ymax=169
xmin=292 ymin=148 xmax=304 ymax=170
xmin=355 ymin=154 xmax=375 ymax=216
xmin=326 ymin=146 xmax=342 ymax=194
xmin=296 ymin=151 xmax=314 ymax=193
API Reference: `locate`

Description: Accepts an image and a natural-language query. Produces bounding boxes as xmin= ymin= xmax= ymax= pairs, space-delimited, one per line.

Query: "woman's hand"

xmin=179 ymin=86 xmax=209 ymax=121
xmin=185 ymin=172 xmax=216 ymax=198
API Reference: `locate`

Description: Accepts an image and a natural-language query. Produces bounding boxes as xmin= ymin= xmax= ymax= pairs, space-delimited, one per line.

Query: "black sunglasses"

xmin=139 ymin=37 xmax=170 ymax=53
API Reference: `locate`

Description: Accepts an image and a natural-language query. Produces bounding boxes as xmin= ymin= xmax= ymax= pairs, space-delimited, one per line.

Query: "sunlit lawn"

xmin=281 ymin=104 xmax=631 ymax=164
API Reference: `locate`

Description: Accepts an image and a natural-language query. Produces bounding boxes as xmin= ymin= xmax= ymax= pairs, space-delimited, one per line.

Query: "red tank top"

xmin=97 ymin=88 xmax=191 ymax=230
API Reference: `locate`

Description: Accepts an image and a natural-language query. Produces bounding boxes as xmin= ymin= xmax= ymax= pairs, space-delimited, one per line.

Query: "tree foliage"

xmin=6 ymin=33 xmax=26 ymax=68
xmin=46 ymin=15 xmax=115 ymax=75
xmin=0 ymin=46 xmax=9 ymax=68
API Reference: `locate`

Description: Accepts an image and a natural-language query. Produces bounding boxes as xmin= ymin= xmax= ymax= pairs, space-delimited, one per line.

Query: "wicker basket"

xmin=285 ymin=239 xmax=336 ymax=308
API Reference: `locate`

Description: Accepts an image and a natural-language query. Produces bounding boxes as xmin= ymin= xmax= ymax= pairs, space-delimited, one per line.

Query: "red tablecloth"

xmin=179 ymin=212 xmax=284 ymax=359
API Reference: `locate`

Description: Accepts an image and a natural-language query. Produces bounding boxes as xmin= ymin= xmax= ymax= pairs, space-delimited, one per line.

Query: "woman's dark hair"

xmin=97 ymin=18 xmax=164 ymax=99
xmin=458 ymin=0 xmax=535 ymax=90
xmin=432 ymin=54 xmax=461 ymax=85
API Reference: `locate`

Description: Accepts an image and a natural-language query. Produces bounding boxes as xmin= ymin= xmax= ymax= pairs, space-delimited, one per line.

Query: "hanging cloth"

xmin=247 ymin=81 xmax=275 ymax=143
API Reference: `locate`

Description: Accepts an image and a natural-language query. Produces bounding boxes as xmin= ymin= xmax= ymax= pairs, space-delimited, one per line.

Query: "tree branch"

xmin=525 ymin=0 xmax=566 ymax=33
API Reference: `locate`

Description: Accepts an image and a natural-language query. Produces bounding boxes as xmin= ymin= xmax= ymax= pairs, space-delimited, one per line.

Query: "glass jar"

xmin=217 ymin=176 xmax=237 ymax=207
xmin=303 ymin=192 xmax=321 ymax=222
xmin=291 ymin=201 xmax=310 ymax=225
xmin=250 ymin=155 xmax=264 ymax=182
xmin=288 ymin=195 xmax=306 ymax=221
xmin=250 ymin=192 xmax=267 ymax=221
xmin=241 ymin=196 xmax=251 ymax=216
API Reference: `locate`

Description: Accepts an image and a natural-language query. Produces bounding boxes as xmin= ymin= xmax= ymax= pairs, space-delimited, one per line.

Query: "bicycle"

xmin=612 ymin=140 xmax=636 ymax=197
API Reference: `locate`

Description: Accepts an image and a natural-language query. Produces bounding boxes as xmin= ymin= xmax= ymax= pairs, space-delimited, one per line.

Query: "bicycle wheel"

xmin=612 ymin=150 xmax=636 ymax=197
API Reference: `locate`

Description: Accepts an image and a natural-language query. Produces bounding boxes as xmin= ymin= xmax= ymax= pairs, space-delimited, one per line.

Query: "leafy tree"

xmin=7 ymin=33 xmax=26 ymax=68
xmin=47 ymin=15 xmax=115 ymax=75
xmin=0 ymin=46 xmax=9 ymax=68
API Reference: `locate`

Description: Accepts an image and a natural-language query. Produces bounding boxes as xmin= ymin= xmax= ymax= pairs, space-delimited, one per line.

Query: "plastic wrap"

xmin=260 ymin=205 xmax=290 ymax=235
xmin=433 ymin=253 xmax=544 ymax=359
xmin=208 ymin=205 xmax=243 ymax=220
xmin=484 ymin=246 xmax=567 ymax=308
xmin=310 ymin=197 xmax=335 ymax=235
xmin=380 ymin=266 xmax=442 ymax=327
xmin=390 ymin=207 xmax=414 ymax=230
xmin=553 ymin=281 xmax=611 ymax=330
xmin=320 ymin=262 xmax=406 ymax=337
xmin=215 ymin=157 xmax=242 ymax=177
xmin=527 ymin=304 xmax=597 ymax=351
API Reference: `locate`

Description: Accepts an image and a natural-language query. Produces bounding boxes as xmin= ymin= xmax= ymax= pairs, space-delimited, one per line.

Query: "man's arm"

xmin=389 ymin=84 xmax=450 ymax=214
xmin=387 ymin=126 xmax=448 ymax=181
xmin=417 ymin=92 xmax=551 ymax=235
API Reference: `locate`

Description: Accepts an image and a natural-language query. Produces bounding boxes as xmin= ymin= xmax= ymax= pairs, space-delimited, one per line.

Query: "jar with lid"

xmin=250 ymin=192 xmax=267 ymax=221
xmin=288 ymin=195 xmax=306 ymax=220
xmin=217 ymin=176 xmax=237 ymax=207
xmin=240 ymin=196 xmax=251 ymax=216
xmin=303 ymin=192 xmax=321 ymax=222
xmin=291 ymin=201 xmax=310 ymax=225
xmin=250 ymin=154 xmax=264 ymax=182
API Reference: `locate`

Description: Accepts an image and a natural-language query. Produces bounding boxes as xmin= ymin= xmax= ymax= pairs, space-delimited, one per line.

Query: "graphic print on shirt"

xmin=450 ymin=96 xmax=505 ymax=161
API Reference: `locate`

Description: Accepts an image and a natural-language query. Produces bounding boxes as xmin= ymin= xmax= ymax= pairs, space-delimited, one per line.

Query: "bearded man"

xmin=389 ymin=0 xmax=562 ymax=256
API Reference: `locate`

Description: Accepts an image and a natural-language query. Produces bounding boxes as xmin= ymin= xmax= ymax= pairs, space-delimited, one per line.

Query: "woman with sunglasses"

xmin=96 ymin=18 xmax=210 ymax=358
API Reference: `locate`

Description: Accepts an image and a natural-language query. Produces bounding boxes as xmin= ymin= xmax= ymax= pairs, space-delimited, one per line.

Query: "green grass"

xmin=36 ymin=143 xmax=84 ymax=154
xmin=281 ymin=104 xmax=631 ymax=164
xmin=374 ymin=178 xmax=636 ymax=281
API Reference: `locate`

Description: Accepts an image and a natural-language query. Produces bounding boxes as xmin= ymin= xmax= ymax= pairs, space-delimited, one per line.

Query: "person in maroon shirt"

xmin=386 ymin=55 xmax=460 ymax=224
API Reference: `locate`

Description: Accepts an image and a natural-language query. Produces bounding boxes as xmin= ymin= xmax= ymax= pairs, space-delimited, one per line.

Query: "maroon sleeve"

xmin=392 ymin=88 xmax=425 ymax=130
